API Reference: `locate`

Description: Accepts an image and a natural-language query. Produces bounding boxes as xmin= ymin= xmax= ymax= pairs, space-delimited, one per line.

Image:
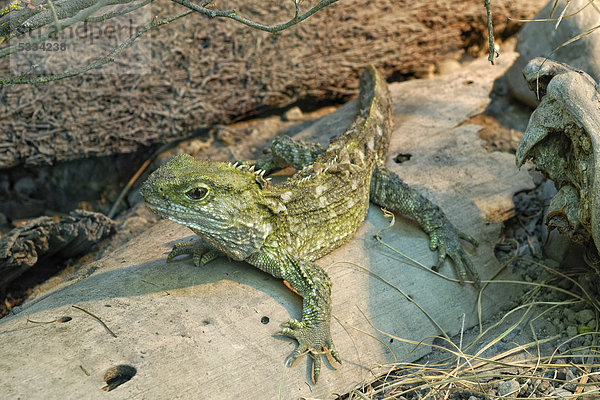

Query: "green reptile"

xmin=140 ymin=65 xmax=478 ymax=383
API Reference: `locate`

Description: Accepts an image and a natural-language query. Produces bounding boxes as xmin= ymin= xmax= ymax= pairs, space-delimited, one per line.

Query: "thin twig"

xmin=484 ymin=0 xmax=496 ymax=64
xmin=45 ymin=0 xmax=61 ymax=36
xmin=170 ymin=0 xmax=339 ymax=33
xmin=0 ymin=10 xmax=192 ymax=84
xmin=85 ymin=0 xmax=153 ymax=23
xmin=72 ymin=305 xmax=117 ymax=338
xmin=0 ymin=0 xmax=113 ymax=59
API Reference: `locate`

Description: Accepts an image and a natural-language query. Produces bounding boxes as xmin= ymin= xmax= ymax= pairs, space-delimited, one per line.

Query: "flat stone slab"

xmin=0 ymin=52 xmax=534 ymax=399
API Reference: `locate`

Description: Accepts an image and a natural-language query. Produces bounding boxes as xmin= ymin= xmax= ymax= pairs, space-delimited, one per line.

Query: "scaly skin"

xmin=140 ymin=66 xmax=478 ymax=383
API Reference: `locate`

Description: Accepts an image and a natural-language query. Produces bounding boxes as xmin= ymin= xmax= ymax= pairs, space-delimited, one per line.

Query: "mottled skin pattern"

xmin=140 ymin=66 xmax=478 ymax=383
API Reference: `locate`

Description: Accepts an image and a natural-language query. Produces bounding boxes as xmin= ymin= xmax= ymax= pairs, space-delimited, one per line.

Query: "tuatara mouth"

xmin=142 ymin=200 xmax=194 ymax=224
xmin=517 ymin=58 xmax=600 ymax=253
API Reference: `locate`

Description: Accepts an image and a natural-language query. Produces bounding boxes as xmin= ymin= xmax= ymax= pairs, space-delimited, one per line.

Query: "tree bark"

xmin=0 ymin=0 xmax=546 ymax=168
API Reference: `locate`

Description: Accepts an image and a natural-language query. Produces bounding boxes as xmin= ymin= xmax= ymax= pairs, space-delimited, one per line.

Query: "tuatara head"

xmin=516 ymin=58 xmax=600 ymax=252
xmin=140 ymin=154 xmax=279 ymax=261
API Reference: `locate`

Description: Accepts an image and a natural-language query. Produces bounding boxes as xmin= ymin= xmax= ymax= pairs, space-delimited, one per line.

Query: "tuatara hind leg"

xmin=370 ymin=166 xmax=479 ymax=284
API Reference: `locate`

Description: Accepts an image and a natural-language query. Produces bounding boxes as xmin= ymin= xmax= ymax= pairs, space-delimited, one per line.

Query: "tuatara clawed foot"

xmin=369 ymin=166 xmax=480 ymax=285
xmin=279 ymin=318 xmax=341 ymax=383
xmin=428 ymin=222 xmax=479 ymax=285
xmin=167 ymin=241 xmax=219 ymax=267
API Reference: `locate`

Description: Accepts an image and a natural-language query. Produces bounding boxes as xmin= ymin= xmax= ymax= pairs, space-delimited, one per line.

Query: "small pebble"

xmin=282 ymin=106 xmax=303 ymax=121
xmin=437 ymin=59 xmax=461 ymax=75
xmin=537 ymin=379 xmax=552 ymax=393
xmin=552 ymin=318 xmax=564 ymax=330
xmin=102 ymin=364 xmax=137 ymax=392
xmin=588 ymin=319 xmax=596 ymax=329
xmin=566 ymin=325 xmax=578 ymax=337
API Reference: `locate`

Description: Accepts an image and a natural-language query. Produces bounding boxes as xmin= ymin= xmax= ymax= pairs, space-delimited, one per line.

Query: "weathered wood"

xmin=0 ymin=0 xmax=546 ymax=168
xmin=0 ymin=210 xmax=115 ymax=288
xmin=0 ymin=51 xmax=535 ymax=400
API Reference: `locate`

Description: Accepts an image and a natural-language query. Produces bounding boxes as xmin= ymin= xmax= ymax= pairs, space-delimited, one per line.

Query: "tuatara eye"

xmin=185 ymin=187 xmax=208 ymax=200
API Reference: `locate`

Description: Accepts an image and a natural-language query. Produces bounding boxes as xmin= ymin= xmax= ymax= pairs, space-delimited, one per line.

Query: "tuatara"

xmin=140 ymin=65 xmax=478 ymax=383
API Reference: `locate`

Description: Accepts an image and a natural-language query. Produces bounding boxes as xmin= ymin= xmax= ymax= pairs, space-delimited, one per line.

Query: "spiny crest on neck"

xmin=227 ymin=161 xmax=271 ymax=187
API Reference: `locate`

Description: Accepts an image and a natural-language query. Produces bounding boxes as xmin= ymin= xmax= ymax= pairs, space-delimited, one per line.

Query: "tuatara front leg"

xmin=370 ymin=166 xmax=479 ymax=284
xmin=247 ymin=248 xmax=341 ymax=383
xmin=167 ymin=240 xmax=221 ymax=267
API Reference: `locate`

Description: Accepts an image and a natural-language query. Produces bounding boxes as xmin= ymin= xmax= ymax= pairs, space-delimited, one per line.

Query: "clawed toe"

xmin=428 ymin=224 xmax=480 ymax=285
xmin=167 ymin=241 xmax=218 ymax=267
xmin=278 ymin=319 xmax=340 ymax=383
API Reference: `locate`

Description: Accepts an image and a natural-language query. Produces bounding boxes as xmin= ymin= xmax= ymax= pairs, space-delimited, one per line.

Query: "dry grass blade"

xmin=510 ymin=0 xmax=598 ymax=22
xmin=555 ymin=0 xmax=571 ymax=29
xmin=329 ymin=260 xmax=451 ymax=341
xmin=374 ymin=210 xmax=469 ymax=285
xmin=549 ymin=23 xmax=600 ymax=52
xmin=342 ymin=253 xmax=600 ymax=399
xmin=344 ymin=338 xmax=600 ymax=399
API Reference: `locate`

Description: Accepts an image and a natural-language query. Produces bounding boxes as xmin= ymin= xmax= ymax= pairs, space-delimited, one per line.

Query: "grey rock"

xmin=552 ymin=388 xmax=574 ymax=398
xmin=563 ymin=308 xmax=576 ymax=322
xmin=497 ymin=379 xmax=520 ymax=396
xmin=566 ymin=325 xmax=578 ymax=337
xmin=563 ymin=368 xmax=578 ymax=392
xmin=507 ymin=0 xmax=600 ymax=107
xmin=552 ymin=318 xmax=564 ymax=331
xmin=575 ymin=309 xmax=595 ymax=324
